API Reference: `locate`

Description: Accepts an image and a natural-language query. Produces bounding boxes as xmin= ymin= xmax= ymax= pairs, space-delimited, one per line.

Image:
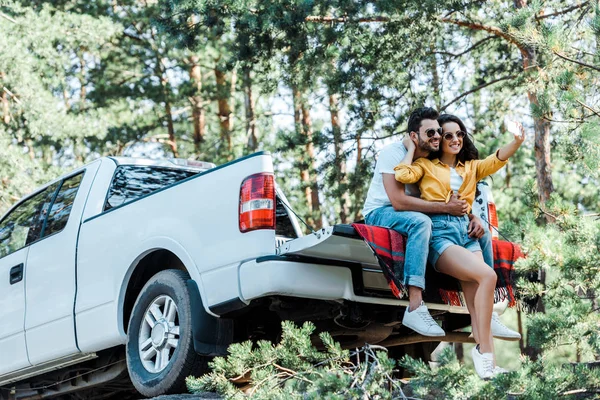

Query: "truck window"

xmin=0 ymin=185 xmax=58 ymax=259
xmin=43 ymin=173 xmax=84 ymax=237
xmin=104 ymin=166 xmax=198 ymax=211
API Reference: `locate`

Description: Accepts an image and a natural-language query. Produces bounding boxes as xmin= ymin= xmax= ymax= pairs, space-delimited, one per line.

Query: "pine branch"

xmin=0 ymin=11 xmax=17 ymax=23
xmin=3 ymin=87 xmax=22 ymax=105
xmin=432 ymin=35 xmax=497 ymax=57
xmin=440 ymin=18 xmax=525 ymax=52
xmin=553 ymin=51 xmax=600 ymax=72
xmin=440 ymin=74 xmax=518 ymax=111
xmin=305 ymin=15 xmax=391 ymax=23
xmin=575 ymin=99 xmax=600 ymax=118
xmin=535 ymin=1 xmax=591 ymax=20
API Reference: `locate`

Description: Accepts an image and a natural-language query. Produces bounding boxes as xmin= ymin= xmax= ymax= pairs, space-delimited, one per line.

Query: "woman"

xmin=394 ymin=114 xmax=525 ymax=379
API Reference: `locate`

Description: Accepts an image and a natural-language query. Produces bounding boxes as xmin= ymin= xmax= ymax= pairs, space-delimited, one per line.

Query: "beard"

xmin=417 ymin=135 xmax=439 ymax=153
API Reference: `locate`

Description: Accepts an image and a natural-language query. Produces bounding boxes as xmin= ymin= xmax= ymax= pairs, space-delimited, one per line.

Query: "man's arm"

xmin=382 ymin=173 xmax=468 ymax=216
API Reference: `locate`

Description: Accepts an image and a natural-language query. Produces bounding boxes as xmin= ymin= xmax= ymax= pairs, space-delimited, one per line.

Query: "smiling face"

xmin=413 ymin=119 xmax=441 ymax=153
xmin=441 ymin=121 xmax=463 ymax=156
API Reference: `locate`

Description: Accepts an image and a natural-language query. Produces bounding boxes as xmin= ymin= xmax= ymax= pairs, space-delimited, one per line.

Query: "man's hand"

xmin=445 ymin=194 xmax=468 ymax=216
xmin=467 ymin=214 xmax=486 ymax=238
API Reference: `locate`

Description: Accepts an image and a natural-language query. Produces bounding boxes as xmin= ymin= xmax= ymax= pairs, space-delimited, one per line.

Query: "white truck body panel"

xmin=0 ymin=249 xmax=30 ymax=375
xmin=74 ymin=154 xmax=276 ymax=352
xmin=25 ymin=161 xmax=101 ymax=365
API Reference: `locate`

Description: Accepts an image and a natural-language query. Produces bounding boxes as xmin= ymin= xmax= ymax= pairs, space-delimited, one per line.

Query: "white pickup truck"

xmin=0 ymin=152 xmax=502 ymax=399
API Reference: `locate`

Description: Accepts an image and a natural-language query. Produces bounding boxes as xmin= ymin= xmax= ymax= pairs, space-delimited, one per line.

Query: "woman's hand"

xmin=497 ymin=120 xmax=526 ymax=161
xmin=513 ymin=122 xmax=525 ymax=144
xmin=403 ymin=135 xmax=416 ymax=152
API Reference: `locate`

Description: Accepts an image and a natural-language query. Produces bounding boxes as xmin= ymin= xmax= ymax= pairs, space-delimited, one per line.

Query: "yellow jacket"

xmin=394 ymin=152 xmax=508 ymax=212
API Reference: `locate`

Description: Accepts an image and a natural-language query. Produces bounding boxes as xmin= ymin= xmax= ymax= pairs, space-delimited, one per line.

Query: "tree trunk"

xmin=157 ymin=61 xmax=178 ymax=157
xmin=329 ymin=92 xmax=350 ymax=224
xmin=514 ymin=0 xmax=554 ymax=205
xmin=293 ymin=87 xmax=314 ymax=216
xmin=78 ymin=51 xmax=86 ymax=107
xmin=301 ymin=104 xmax=323 ymax=229
xmin=215 ymin=66 xmax=233 ymax=156
xmin=243 ymin=67 xmax=257 ymax=153
xmin=353 ymin=132 xmax=364 ymax=221
xmin=189 ymin=55 xmax=206 ymax=152
xmin=430 ymin=43 xmax=442 ymax=110
xmin=1 ymin=90 xmax=8 ymax=125
xmin=163 ymin=99 xmax=178 ymax=157
xmin=1 ymin=72 xmax=9 ymax=124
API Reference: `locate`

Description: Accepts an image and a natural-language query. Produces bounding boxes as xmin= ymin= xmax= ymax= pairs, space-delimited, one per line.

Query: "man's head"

xmin=406 ymin=107 xmax=441 ymax=154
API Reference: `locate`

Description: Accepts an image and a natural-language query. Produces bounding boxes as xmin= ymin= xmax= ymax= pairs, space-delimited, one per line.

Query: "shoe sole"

xmin=492 ymin=335 xmax=521 ymax=341
xmin=402 ymin=322 xmax=446 ymax=337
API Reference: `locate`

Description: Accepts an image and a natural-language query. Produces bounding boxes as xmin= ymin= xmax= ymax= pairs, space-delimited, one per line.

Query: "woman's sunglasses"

xmin=442 ymin=131 xmax=466 ymax=141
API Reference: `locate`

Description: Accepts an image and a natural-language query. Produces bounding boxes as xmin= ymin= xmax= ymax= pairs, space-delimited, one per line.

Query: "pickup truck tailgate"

xmin=276 ymin=225 xmax=393 ymax=293
xmin=276 ymin=225 xmax=378 ymax=266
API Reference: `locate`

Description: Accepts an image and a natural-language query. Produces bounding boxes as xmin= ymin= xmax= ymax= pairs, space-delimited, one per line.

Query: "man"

xmin=362 ymin=107 xmax=520 ymax=340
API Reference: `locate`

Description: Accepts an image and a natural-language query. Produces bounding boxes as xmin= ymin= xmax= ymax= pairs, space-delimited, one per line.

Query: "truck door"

xmin=25 ymin=162 xmax=100 ymax=365
xmin=0 ymin=183 xmax=63 ymax=375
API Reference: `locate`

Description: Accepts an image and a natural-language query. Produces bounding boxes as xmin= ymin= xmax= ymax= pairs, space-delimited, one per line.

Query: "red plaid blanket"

xmin=352 ymin=223 xmax=521 ymax=307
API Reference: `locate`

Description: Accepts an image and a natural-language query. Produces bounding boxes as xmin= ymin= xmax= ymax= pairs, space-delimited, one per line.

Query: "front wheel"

xmin=126 ymin=269 xmax=208 ymax=397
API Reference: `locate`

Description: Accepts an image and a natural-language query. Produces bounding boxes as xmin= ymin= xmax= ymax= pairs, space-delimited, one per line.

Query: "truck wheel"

xmin=126 ymin=269 xmax=208 ymax=397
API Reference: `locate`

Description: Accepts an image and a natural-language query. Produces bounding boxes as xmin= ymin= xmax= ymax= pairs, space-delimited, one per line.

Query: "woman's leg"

xmin=460 ymin=251 xmax=485 ymax=343
xmin=460 ymin=279 xmax=479 ymax=341
xmin=435 ymin=246 xmax=497 ymax=353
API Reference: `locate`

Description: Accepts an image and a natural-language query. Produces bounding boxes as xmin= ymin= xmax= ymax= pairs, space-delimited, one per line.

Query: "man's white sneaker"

xmin=471 ymin=346 xmax=495 ymax=379
xmin=402 ymin=302 xmax=445 ymax=337
xmin=491 ymin=312 xmax=521 ymax=340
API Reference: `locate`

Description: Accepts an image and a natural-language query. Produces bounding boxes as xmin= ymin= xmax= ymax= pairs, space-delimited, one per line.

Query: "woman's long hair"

xmin=431 ymin=114 xmax=479 ymax=163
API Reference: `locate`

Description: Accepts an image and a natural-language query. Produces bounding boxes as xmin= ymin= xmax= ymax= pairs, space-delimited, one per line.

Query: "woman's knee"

xmin=477 ymin=266 xmax=497 ymax=286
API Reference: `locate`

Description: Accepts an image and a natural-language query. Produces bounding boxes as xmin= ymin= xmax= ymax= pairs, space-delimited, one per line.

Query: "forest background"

xmin=1 ymin=0 xmax=600 ymax=397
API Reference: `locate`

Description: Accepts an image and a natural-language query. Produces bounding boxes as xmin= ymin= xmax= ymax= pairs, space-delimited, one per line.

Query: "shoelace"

xmin=492 ymin=315 xmax=511 ymax=330
xmin=482 ymin=356 xmax=495 ymax=374
xmin=417 ymin=308 xmax=439 ymax=327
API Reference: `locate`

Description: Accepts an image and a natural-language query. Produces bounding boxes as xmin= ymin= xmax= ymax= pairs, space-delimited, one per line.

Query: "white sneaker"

xmin=491 ymin=312 xmax=521 ymax=340
xmin=402 ymin=302 xmax=445 ymax=337
xmin=471 ymin=346 xmax=495 ymax=379
xmin=493 ymin=366 xmax=509 ymax=375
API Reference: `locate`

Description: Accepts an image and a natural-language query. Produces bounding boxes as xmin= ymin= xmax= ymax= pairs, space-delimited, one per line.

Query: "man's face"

xmin=413 ymin=119 xmax=441 ymax=153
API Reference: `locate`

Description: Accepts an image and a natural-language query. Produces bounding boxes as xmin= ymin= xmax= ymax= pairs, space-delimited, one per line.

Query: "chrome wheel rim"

xmin=138 ymin=295 xmax=180 ymax=373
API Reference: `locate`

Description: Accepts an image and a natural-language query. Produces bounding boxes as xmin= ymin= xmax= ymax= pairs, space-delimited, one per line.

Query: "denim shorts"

xmin=428 ymin=214 xmax=482 ymax=269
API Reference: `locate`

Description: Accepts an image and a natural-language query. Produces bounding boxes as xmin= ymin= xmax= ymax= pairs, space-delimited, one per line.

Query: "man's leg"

xmin=478 ymin=231 xmax=493 ymax=269
xmin=366 ymin=207 xmax=444 ymax=336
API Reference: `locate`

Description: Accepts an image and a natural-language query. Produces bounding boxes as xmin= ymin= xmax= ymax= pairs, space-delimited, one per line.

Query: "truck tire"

xmin=126 ymin=269 xmax=208 ymax=397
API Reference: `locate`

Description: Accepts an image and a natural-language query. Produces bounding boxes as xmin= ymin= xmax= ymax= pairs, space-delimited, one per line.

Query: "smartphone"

xmin=504 ymin=117 xmax=521 ymax=136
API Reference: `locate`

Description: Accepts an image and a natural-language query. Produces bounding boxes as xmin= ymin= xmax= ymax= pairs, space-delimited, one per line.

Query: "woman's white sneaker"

xmin=402 ymin=302 xmax=445 ymax=337
xmin=491 ymin=312 xmax=521 ymax=340
xmin=471 ymin=346 xmax=495 ymax=379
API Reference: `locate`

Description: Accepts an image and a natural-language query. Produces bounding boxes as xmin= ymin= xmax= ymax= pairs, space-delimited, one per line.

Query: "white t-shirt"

xmin=450 ymin=167 xmax=463 ymax=192
xmin=362 ymin=142 xmax=420 ymax=217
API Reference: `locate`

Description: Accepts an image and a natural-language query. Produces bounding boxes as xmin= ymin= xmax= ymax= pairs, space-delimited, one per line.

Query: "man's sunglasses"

xmin=423 ymin=127 xmax=443 ymax=138
xmin=442 ymin=131 xmax=466 ymax=141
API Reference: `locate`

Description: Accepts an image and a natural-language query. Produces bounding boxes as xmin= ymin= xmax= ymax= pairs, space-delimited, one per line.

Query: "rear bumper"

xmin=232 ymin=256 xmax=471 ymax=314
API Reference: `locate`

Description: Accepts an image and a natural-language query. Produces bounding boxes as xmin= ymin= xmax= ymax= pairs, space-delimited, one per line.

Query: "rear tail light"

xmin=488 ymin=202 xmax=499 ymax=240
xmin=239 ymin=173 xmax=275 ymax=233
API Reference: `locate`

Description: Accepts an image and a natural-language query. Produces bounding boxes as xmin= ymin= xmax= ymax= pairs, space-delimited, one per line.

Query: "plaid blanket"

xmin=352 ymin=223 xmax=520 ymax=307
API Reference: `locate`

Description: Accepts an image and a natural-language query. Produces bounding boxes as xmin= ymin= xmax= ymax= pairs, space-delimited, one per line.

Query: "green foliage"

xmin=186 ymin=321 xmax=408 ymax=399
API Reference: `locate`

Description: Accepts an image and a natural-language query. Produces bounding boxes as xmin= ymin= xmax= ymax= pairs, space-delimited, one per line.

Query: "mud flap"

xmin=186 ymin=279 xmax=233 ymax=356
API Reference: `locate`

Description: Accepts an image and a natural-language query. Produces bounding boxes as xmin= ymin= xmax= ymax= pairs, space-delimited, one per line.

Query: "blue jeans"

xmin=365 ymin=206 xmax=430 ymax=290
xmin=428 ymin=214 xmax=482 ymax=268
xmin=479 ymin=230 xmax=493 ymax=269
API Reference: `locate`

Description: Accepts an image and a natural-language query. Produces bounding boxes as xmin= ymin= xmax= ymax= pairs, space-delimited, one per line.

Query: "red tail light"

xmin=488 ymin=202 xmax=499 ymax=240
xmin=239 ymin=173 xmax=275 ymax=233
